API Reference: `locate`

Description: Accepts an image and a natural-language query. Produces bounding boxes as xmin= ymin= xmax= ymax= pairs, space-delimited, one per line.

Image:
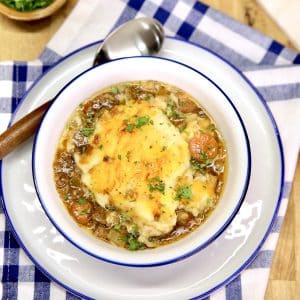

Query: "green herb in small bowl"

xmin=0 ymin=0 xmax=54 ymax=12
xmin=0 ymin=0 xmax=66 ymax=21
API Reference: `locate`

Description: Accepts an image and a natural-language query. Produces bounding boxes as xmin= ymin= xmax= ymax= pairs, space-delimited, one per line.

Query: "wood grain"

xmin=0 ymin=1 xmax=299 ymax=299
xmin=0 ymin=0 xmax=77 ymax=60
xmin=201 ymin=0 xmax=295 ymax=48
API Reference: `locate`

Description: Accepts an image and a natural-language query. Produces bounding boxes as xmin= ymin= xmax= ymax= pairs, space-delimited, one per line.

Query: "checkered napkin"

xmin=0 ymin=0 xmax=300 ymax=299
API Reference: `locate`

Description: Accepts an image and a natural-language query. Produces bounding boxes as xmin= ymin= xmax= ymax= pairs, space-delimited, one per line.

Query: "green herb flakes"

xmin=120 ymin=213 xmax=131 ymax=222
xmin=125 ymin=115 xmax=153 ymax=132
xmin=78 ymin=198 xmax=87 ymax=205
xmin=114 ymin=224 xmax=122 ymax=231
xmin=79 ymin=208 xmax=90 ymax=215
xmin=126 ymin=123 xmax=135 ymax=133
xmin=135 ymin=116 xmax=151 ymax=128
xmin=190 ymin=157 xmax=212 ymax=171
xmin=207 ymin=123 xmax=215 ymax=131
xmin=80 ymin=127 xmax=94 ymax=137
xmin=206 ymin=197 xmax=213 ymax=205
xmin=126 ymin=233 xmax=143 ymax=251
xmin=175 ymin=186 xmax=192 ymax=201
xmin=148 ymin=177 xmax=165 ymax=194
xmin=166 ymin=101 xmax=183 ymax=120
xmin=111 ymin=86 xmax=118 ymax=94
xmin=0 ymin=0 xmax=53 ymax=12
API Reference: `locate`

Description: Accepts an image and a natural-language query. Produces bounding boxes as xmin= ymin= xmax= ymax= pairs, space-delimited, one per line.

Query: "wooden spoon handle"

xmin=0 ymin=100 xmax=52 ymax=160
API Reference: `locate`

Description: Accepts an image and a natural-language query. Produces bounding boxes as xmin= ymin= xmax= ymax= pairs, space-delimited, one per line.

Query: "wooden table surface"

xmin=0 ymin=1 xmax=299 ymax=299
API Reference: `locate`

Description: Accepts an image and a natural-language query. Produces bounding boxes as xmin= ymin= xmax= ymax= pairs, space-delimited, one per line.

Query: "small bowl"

xmin=33 ymin=56 xmax=251 ymax=267
xmin=0 ymin=0 xmax=66 ymax=21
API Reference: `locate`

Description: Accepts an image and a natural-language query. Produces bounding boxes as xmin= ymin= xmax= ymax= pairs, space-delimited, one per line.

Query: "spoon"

xmin=0 ymin=17 xmax=164 ymax=160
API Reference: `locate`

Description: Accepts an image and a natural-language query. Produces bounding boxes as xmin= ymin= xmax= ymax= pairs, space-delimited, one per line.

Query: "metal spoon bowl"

xmin=93 ymin=17 xmax=164 ymax=65
xmin=0 ymin=17 xmax=164 ymax=159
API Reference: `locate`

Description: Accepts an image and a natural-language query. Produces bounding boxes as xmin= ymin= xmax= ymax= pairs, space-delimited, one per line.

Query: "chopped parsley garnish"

xmin=120 ymin=233 xmax=142 ymax=251
xmin=120 ymin=213 xmax=131 ymax=222
xmin=175 ymin=186 xmax=192 ymax=201
xmin=79 ymin=208 xmax=91 ymax=215
xmin=125 ymin=115 xmax=152 ymax=132
xmin=166 ymin=101 xmax=183 ymax=120
xmin=200 ymin=151 xmax=209 ymax=161
xmin=113 ymin=223 xmax=122 ymax=230
xmin=78 ymin=198 xmax=87 ymax=205
xmin=118 ymin=154 xmax=122 ymax=160
xmin=135 ymin=116 xmax=151 ymax=128
xmin=206 ymin=197 xmax=213 ymax=205
xmin=80 ymin=127 xmax=94 ymax=137
xmin=207 ymin=123 xmax=215 ymax=131
xmin=126 ymin=123 xmax=135 ymax=133
xmin=116 ymin=227 xmax=143 ymax=250
xmin=99 ymin=144 xmax=103 ymax=150
xmin=131 ymin=225 xmax=139 ymax=235
xmin=119 ymin=235 xmax=141 ymax=250
xmin=111 ymin=86 xmax=118 ymax=94
xmin=161 ymin=146 xmax=167 ymax=152
xmin=86 ymin=116 xmax=94 ymax=124
xmin=128 ymin=235 xmax=142 ymax=251
xmin=148 ymin=177 xmax=165 ymax=194
xmin=190 ymin=157 xmax=212 ymax=171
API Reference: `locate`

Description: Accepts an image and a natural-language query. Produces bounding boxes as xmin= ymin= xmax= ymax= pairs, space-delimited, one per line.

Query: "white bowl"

xmin=32 ymin=56 xmax=251 ymax=267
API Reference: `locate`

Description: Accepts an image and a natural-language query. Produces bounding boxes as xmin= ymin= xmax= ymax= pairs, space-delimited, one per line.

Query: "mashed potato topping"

xmin=76 ymin=102 xmax=190 ymax=246
xmin=53 ymin=81 xmax=226 ymax=250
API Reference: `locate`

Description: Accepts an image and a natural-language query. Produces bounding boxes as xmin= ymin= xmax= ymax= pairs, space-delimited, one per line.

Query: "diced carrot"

xmin=189 ymin=133 xmax=218 ymax=160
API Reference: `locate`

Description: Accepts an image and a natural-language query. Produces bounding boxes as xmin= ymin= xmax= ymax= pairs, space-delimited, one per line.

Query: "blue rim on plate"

xmin=0 ymin=37 xmax=284 ymax=299
xmin=31 ymin=55 xmax=251 ymax=268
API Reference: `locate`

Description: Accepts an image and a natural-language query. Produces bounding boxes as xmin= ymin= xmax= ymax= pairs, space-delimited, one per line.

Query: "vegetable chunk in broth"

xmin=53 ymin=80 xmax=227 ymax=251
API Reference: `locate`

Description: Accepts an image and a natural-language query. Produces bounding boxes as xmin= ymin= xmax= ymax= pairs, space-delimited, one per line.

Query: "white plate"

xmin=0 ymin=38 xmax=284 ymax=299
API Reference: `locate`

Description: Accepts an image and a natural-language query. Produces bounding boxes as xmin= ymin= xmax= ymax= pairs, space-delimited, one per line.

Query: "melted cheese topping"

xmin=177 ymin=173 xmax=217 ymax=216
xmin=75 ymin=102 xmax=190 ymax=245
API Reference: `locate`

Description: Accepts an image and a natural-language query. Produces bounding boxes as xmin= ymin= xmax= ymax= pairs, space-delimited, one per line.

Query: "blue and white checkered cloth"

xmin=0 ymin=0 xmax=300 ymax=299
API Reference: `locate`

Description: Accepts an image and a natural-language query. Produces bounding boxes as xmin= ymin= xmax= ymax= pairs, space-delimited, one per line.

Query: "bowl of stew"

xmin=33 ymin=56 xmax=251 ymax=267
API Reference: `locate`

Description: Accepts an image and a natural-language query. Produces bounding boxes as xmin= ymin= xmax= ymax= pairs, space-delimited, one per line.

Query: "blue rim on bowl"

xmin=31 ymin=55 xmax=251 ymax=267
